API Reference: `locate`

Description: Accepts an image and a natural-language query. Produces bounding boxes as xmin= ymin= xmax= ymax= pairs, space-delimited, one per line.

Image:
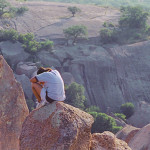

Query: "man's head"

xmin=37 ymin=67 xmax=52 ymax=75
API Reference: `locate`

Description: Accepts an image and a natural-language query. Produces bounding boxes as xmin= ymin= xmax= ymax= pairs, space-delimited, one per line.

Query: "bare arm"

xmin=30 ymin=77 xmax=38 ymax=83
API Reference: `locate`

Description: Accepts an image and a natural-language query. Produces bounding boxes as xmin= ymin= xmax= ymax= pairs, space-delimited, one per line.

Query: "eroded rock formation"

xmin=90 ymin=132 xmax=131 ymax=150
xmin=0 ymin=55 xmax=29 ymax=150
xmin=20 ymin=102 xmax=94 ymax=150
xmin=116 ymin=125 xmax=140 ymax=144
xmin=128 ymin=124 xmax=150 ymax=150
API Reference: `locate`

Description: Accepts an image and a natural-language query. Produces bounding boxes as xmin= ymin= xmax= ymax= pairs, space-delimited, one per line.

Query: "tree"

xmin=68 ymin=6 xmax=81 ymax=17
xmin=63 ymin=25 xmax=88 ymax=45
xmin=89 ymin=112 xmax=122 ymax=134
xmin=0 ymin=0 xmax=10 ymax=16
xmin=119 ymin=6 xmax=149 ymax=29
xmin=100 ymin=28 xmax=117 ymax=44
xmin=120 ymin=102 xmax=134 ymax=119
xmin=65 ymin=82 xmax=86 ymax=110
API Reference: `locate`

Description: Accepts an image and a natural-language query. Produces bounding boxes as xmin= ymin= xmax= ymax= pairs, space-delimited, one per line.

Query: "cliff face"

xmin=0 ymin=55 xmax=29 ymax=150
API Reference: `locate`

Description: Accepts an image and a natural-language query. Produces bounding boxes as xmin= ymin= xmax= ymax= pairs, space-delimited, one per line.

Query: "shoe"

xmin=36 ymin=99 xmax=48 ymax=109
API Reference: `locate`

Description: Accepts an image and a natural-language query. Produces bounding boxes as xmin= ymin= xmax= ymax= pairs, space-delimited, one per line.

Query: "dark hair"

xmin=37 ymin=67 xmax=52 ymax=75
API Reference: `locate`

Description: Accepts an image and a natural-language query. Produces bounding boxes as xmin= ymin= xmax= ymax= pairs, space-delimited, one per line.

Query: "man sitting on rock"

xmin=30 ymin=67 xmax=66 ymax=108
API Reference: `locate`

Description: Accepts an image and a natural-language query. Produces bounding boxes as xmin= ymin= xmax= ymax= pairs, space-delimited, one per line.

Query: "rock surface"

xmin=90 ymin=132 xmax=131 ymax=150
xmin=0 ymin=41 xmax=29 ymax=67
xmin=0 ymin=55 xmax=29 ymax=150
xmin=15 ymin=74 xmax=33 ymax=100
xmin=127 ymin=101 xmax=150 ymax=127
xmin=20 ymin=102 xmax=94 ymax=150
xmin=128 ymin=124 xmax=150 ymax=150
xmin=116 ymin=125 xmax=140 ymax=144
xmin=16 ymin=61 xmax=37 ymax=78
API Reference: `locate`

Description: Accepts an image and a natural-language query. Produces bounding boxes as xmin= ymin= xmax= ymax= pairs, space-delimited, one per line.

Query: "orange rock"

xmin=90 ymin=131 xmax=131 ymax=150
xmin=128 ymin=124 xmax=150 ymax=150
xmin=0 ymin=55 xmax=29 ymax=150
xmin=116 ymin=125 xmax=140 ymax=143
xmin=20 ymin=102 xmax=94 ymax=150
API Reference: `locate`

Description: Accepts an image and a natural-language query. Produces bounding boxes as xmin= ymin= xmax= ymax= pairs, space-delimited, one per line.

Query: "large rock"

xmin=37 ymin=51 xmax=61 ymax=68
xmin=90 ymin=132 xmax=131 ymax=150
xmin=127 ymin=101 xmax=150 ymax=127
xmin=128 ymin=124 xmax=150 ymax=150
xmin=20 ymin=102 xmax=94 ymax=150
xmin=0 ymin=41 xmax=29 ymax=67
xmin=0 ymin=55 xmax=29 ymax=150
xmin=116 ymin=125 xmax=140 ymax=143
xmin=15 ymin=74 xmax=33 ymax=100
xmin=16 ymin=61 xmax=37 ymax=78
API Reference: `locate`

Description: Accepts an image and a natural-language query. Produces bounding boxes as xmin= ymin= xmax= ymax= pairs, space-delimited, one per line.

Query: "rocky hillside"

xmin=0 ymin=56 xmax=131 ymax=150
xmin=2 ymin=1 xmax=120 ymax=40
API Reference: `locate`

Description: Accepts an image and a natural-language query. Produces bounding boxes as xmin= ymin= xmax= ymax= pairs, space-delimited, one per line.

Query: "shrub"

xmin=40 ymin=40 xmax=53 ymax=52
xmin=68 ymin=6 xmax=81 ymax=17
xmin=100 ymin=28 xmax=117 ymax=44
xmin=103 ymin=22 xmax=107 ymax=27
xmin=119 ymin=6 xmax=149 ymax=29
xmin=89 ymin=112 xmax=122 ymax=134
xmin=85 ymin=105 xmax=100 ymax=113
xmin=16 ymin=6 xmax=28 ymax=15
xmin=63 ymin=25 xmax=88 ymax=45
xmin=114 ymin=113 xmax=126 ymax=121
xmin=65 ymin=82 xmax=86 ymax=110
xmin=120 ymin=102 xmax=134 ymax=119
xmin=0 ymin=29 xmax=18 ymax=42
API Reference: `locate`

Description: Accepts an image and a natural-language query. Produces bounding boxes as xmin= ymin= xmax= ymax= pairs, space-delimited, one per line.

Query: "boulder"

xmin=0 ymin=41 xmax=29 ymax=67
xmin=15 ymin=74 xmax=33 ymax=100
xmin=16 ymin=61 xmax=37 ymax=78
xmin=20 ymin=102 xmax=94 ymax=150
xmin=0 ymin=55 xmax=29 ymax=150
xmin=128 ymin=124 xmax=150 ymax=150
xmin=37 ymin=50 xmax=61 ymax=67
xmin=116 ymin=125 xmax=140 ymax=144
xmin=90 ymin=132 xmax=131 ymax=150
xmin=127 ymin=101 xmax=150 ymax=128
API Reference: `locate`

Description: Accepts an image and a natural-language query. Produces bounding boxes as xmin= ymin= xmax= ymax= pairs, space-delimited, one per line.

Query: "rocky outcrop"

xmin=16 ymin=61 xmax=37 ymax=78
xmin=20 ymin=102 xmax=94 ymax=150
xmin=15 ymin=74 xmax=33 ymax=100
xmin=0 ymin=55 xmax=29 ymax=150
xmin=116 ymin=125 xmax=140 ymax=143
xmin=128 ymin=124 xmax=150 ymax=150
xmin=127 ymin=101 xmax=150 ymax=127
xmin=90 ymin=132 xmax=131 ymax=150
xmin=0 ymin=41 xmax=29 ymax=67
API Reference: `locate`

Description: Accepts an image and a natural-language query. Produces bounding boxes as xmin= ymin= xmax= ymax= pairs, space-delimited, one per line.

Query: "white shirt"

xmin=36 ymin=70 xmax=66 ymax=101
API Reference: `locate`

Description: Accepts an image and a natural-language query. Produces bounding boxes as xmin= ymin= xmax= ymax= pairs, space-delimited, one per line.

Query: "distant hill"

xmin=28 ymin=0 xmax=150 ymax=10
xmin=3 ymin=1 xmax=120 ymax=40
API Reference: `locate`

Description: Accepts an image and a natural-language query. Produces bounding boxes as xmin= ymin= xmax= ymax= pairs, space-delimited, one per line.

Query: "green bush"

xmin=16 ymin=6 xmax=28 ymax=15
xmin=68 ymin=6 xmax=81 ymax=17
xmin=114 ymin=113 xmax=126 ymax=121
xmin=100 ymin=28 xmax=117 ymax=44
xmin=0 ymin=29 xmax=54 ymax=54
xmin=40 ymin=40 xmax=53 ymax=52
xmin=89 ymin=112 xmax=122 ymax=134
xmin=85 ymin=105 xmax=100 ymax=113
xmin=119 ymin=6 xmax=149 ymax=29
xmin=63 ymin=25 xmax=88 ymax=45
xmin=0 ymin=29 xmax=18 ymax=42
xmin=120 ymin=102 xmax=134 ymax=119
xmin=65 ymin=82 xmax=86 ymax=110
xmin=103 ymin=22 xmax=107 ymax=27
